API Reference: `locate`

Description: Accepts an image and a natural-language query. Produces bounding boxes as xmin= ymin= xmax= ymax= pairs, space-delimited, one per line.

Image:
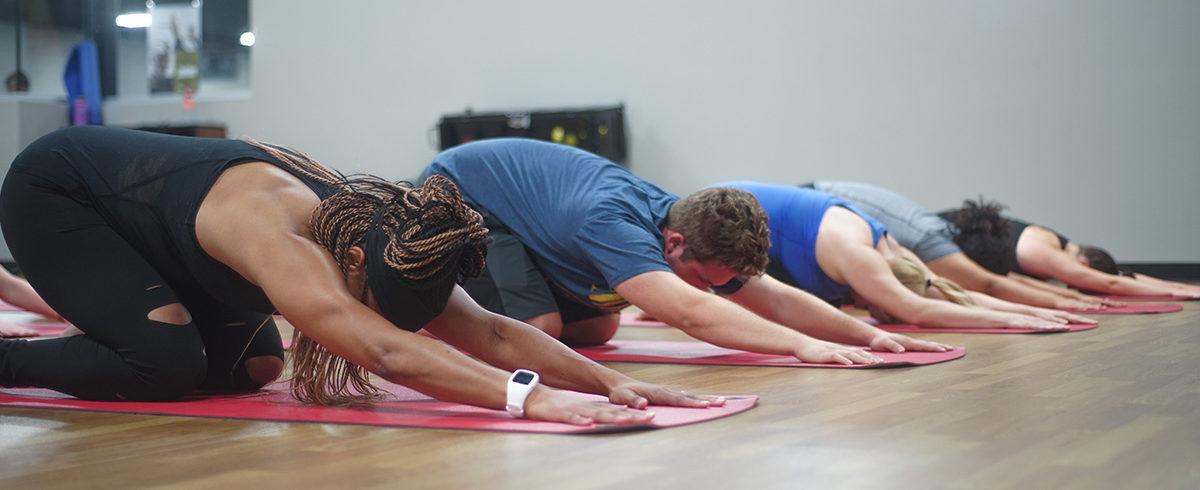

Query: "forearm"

xmin=1066 ymin=273 xmax=1169 ymax=296
xmin=1131 ymin=274 xmax=1200 ymax=292
xmin=750 ymin=288 xmax=878 ymax=345
xmin=1011 ymin=274 xmax=1079 ymax=297
xmin=983 ymin=276 xmax=1076 ymax=308
xmin=661 ymin=297 xmax=816 ymax=356
xmin=895 ymin=299 xmax=1017 ymax=328
xmin=965 ymin=290 xmax=1045 ymax=315
xmin=464 ymin=314 xmax=628 ymax=395
xmin=373 ymin=334 xmax=514 ymax=410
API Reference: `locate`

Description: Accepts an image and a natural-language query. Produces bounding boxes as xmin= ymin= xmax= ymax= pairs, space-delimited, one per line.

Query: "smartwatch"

xmin=505 ymin=369 xmax=540 ymax=418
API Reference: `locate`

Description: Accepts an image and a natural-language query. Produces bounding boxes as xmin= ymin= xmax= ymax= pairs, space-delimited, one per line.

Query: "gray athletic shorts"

xmin=808 ymin=181 xmax=961 ymax=263
xmin=459 ymin=210 xmax=611 ymax=324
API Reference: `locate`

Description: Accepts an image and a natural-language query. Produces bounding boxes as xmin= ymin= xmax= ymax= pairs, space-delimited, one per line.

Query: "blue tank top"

xmin=718 ymin=181 xmax=887 ymax=303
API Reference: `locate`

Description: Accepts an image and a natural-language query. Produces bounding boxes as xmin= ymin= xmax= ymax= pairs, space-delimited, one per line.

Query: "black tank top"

xmin=1004 ymin=217 xmax=1069 ymax=275
xmin=21 ymin=126 xmax=337 ymax=313
xmin=938 ymin=209 xmax=1069 ymax=276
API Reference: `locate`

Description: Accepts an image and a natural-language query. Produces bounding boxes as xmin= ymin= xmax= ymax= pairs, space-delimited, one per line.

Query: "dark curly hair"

xmin=949 ymin=198 xmax=1015 ymax=275
xmin=667 ymin=187 xmax=770 ymax=276
xmin=1080 ymin=245 xmax=1119 ymax=274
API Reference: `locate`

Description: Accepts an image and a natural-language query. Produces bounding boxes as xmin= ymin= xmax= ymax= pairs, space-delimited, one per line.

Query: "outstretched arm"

xmin=1021 ymin=245 xmax=1188 ymax=297
xmin=1125 ymin=273 xmax=1200 ymax=297
xmin=831 ymin=241 xmax=1064 ymax=329
xmin=615 ymin=271 xmax=882 ymax=365
xmin=258 ymin=237 xmax=665 ymax=424
xmin=927 ymin=252 xmax=1106 ymax=310
xmin=962 ymin=290 xmax=1095 ymax=324
xmin=423 ymin=286 xmax=722 ymax=409
xmin=723 ymin=274 xmax=952 ymax=353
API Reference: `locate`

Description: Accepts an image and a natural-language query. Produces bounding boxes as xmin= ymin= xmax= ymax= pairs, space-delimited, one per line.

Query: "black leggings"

xmin=0 ymin=166 xmax=283 ymax=401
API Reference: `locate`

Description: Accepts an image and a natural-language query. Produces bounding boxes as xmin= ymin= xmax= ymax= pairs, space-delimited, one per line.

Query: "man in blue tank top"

xmin=423 ymin=139 xmax=950 ymax=364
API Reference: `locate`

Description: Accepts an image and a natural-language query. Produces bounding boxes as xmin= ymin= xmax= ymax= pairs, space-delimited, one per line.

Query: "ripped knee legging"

xmin=0 ymin=164 xmax=282 ymax=401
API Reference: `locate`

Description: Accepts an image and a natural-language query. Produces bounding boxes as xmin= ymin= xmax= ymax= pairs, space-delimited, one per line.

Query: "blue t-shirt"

xmin=719 ymin=181 xmax=887 ymax=302
xmin=423 ymin=138 xmax=676 ymax=311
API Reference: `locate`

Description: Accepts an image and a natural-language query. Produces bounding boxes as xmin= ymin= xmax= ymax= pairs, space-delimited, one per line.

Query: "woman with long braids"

xmin=0 ymin=126 xmax=721 ymax=424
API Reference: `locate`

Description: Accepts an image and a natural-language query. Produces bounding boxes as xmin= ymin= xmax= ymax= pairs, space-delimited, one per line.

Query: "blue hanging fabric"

xmin=62 ymin=40 xmax=103 ymax=125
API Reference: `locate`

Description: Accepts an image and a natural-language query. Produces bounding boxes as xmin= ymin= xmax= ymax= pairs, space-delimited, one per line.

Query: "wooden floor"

xmin=3 ymin=303 xmax=1199 ymax=489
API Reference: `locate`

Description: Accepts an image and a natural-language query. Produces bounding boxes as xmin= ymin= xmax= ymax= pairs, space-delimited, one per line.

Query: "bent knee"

xmin=524 ymin=312 xmax=564 ymax=338
xmin=147 ymin=302 xmax=192 ymax=326
xmin=560 ymin=315 xmax=619 ymax=347
xmin=119 ymin=352 xmax=208 ymax=401
xmin=244 ymin=355 xmax=284 ymax=388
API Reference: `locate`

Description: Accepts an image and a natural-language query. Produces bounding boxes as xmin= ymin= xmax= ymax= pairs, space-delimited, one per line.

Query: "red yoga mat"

xmin=576 ymin=340 xmax=964 ymax=368
xmin=0 ymin=380 xmax=757 ymax=434
xmin=874 ymin=322 xmax=1097 ymax=334
xmin=1091 ymin=294 xmax=1197 ymax=302
xmin=1061 ymin=304 xmax=1182 ymax=314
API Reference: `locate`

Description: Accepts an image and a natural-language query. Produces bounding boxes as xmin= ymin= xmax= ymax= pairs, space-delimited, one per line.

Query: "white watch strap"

xmin=505 ymin=369 xmax=539 ymax=418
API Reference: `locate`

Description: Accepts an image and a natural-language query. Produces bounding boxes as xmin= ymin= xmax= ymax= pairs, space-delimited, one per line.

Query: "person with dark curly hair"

xmin=721 ymin=182 xmax=1081 ymax=330
xmin=940 ymin=199 xmax=1200 ymax=299
xmin=424 ymin=139 xmax=951 ymax=365
xmin=0 ymin=127 xmax=725 ymax=426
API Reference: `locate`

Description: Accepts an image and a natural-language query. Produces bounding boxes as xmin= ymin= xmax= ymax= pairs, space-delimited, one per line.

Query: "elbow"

xmin=980 ymin=277 xmax=1001 ymax=295
xmin=365 ymin=341 xmax=423 ymax=383
xmin=896 ymin=304 xmax=936 ymax=325
xmin=658 ymin=299 xmax=713 ymax=332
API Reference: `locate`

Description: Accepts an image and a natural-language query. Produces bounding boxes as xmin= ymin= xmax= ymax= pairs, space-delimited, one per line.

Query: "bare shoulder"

xmin=196 ymin=161 xmax=324 ymax=281
xmin=1020 ymin=226 xmax=1062 ymax=250
xmin=819 ymin=206 xmax=873 ymax=244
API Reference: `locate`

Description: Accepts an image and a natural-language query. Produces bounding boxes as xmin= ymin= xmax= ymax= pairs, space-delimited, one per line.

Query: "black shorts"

xmin=461 ymin=211 xmax=610 ymax=324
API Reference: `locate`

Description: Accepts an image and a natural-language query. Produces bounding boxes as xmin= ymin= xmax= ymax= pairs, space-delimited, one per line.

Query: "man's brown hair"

xmin=666 ymin=187 xmax=770 ymax=276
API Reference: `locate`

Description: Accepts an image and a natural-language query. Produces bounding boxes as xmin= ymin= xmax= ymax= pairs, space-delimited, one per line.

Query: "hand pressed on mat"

xmin=608 ymin=381 xmax=726 ymax=410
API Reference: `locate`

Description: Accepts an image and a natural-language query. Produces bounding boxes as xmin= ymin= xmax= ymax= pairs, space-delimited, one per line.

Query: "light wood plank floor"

xmin=3 ymin=304 xmax=1198 ymax=489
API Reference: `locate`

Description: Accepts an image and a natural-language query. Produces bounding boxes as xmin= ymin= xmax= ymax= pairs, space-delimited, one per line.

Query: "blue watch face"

xmin=513 ymin=371 xmax=535 ymax=384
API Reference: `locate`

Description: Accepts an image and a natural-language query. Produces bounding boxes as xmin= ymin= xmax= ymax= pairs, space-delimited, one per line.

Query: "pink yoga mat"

xmin=875 ymin=322 xmax=1097 ymax=334
xmin=12 ymin=321 xmax=72 ymax=336
xmin=576 ymin=340 xmax=964 ymax=368
xmin=1091 ymin=294 xmax=1197 ymax=302
xmin=619 ymin=313 xmax=1096 ymax=334
xmin=0 ymin=300 xmax=21 ymax=312
xmin=0 ymin=380 xmax=756 ymax=434
xmin=1061 ymin=304 xmax=1182 ymax=314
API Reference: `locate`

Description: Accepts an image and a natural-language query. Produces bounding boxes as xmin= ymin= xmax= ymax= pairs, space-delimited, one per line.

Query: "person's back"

xmin=5 ymin=126 xmax=337 ymax=312
xmin=721 ymin=181 xmax=888 ymax=303
xmin=424 ymin=138 xmax=677 ymax=311
xmin=811 ymin=181 xmax=960 ymax=264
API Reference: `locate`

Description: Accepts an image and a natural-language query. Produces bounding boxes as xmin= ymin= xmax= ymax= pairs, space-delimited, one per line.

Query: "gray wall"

xmin=11 ymin=0 xmax=1200 ymax=262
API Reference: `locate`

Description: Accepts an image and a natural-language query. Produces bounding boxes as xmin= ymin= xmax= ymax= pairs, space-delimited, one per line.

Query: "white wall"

xmin=0 ymin=20 xmax=83 ymax=97
xmin=36 ymin=0 xmax=1200 ymax=262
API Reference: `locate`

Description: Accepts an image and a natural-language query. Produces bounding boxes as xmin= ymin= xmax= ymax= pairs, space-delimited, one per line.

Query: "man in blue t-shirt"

xmin=423 ymin=139 xmax=948 ymax=364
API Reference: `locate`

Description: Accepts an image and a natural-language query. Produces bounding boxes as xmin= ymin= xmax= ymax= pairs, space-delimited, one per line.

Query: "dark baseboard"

xmin=1118 ymin=263 xmax=1200 ymax=281
xmin=2 ymin=261 xmax=16 ymax=275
